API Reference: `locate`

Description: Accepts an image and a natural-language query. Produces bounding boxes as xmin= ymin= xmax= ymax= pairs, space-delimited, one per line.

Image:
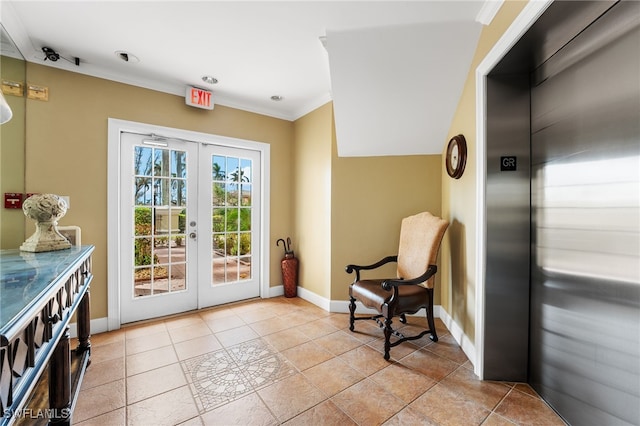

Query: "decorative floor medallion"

xmin=181 ymin=338 xmax=296 ymax=412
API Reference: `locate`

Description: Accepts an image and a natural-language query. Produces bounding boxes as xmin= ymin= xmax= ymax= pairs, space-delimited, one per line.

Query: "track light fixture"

xmin=42 ymin=46 xmax=80 ymax=66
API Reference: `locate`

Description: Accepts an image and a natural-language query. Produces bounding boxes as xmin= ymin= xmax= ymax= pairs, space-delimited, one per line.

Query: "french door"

xmin=119 ymin=132 xmax=261 ymax=323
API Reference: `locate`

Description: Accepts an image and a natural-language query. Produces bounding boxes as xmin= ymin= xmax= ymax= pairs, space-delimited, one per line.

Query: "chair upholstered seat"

xmin=350 ymin=280 xmax=428 ymax=314
xmin=346 ymin=211 xmax=449 ymax=360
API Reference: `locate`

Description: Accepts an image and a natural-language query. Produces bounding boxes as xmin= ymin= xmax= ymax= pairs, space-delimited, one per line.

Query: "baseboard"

xmin=268 ymin=284 xmax=284 ymax=298
xmin=437 ymin=308 xmax=476 ymax=368
xmin=69 ymin=317 xmax=110 ymax=338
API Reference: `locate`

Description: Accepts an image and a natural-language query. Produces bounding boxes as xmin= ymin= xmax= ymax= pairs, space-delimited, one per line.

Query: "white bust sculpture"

xmin=20 ymin=194 xmax=72 ymax=252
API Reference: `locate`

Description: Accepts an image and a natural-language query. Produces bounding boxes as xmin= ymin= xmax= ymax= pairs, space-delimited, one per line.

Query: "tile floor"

xmin=74 ymin=297 xmax=566 ymax=425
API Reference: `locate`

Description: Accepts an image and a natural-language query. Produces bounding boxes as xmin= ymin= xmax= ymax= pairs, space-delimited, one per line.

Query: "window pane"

xmin=134 ymin=237 xmax=153 ymax=265
xmin=240 ymin=208 xmax=251 ymax=231
xmin=227 ymin=157 xmax=239 ymax=181
xmin=239 ymin=232 xmax=251 ymax=255
xmin=171 ymin=150 xmax=187 ymax=178
xmin=226 ymin=209 xmax=239 ymax=232
xmin=154 ymin=149 xmax=170 ymax=177
xmin=213 ymin=182 xmax=225 ymax=206
xmin=227 ymin=182 xmax=239 ymax=206
xmin=170 ymin=264 xmax=186 ymax=292
xmin=239 ymin=256 xmax=251 ymax=280
xmin=226 ymin=259 xmax=238 ymax=282
xmin=240 ymin=158 xmax=252 ymax=182
xmin=240 ymin=184 xmax=251 ymax=206
xmin=135 ymin=177 xmax=152 ymax=206
xmin=154 ymin=178 xmax=170 ymax=206
xmin=212 ymin=156 xmax=226 ymax=181
xmin=134 ymin=146 xmax=153 ymax=176
xmin=171 ymin=179 xmax=186 ymax=206
xmin=134 ymin=207 xmax=153 ymax=236
xmin=212 ymin=209 xmax=225 ymax=233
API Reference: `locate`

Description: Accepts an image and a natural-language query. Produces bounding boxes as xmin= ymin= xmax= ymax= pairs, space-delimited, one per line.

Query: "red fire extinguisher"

xmin=277 ymin=237 xmax=298 ymax=298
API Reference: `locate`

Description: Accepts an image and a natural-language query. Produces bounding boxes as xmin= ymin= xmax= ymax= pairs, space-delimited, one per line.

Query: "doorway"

xmin=108 ymin=119 xmax=270 ymax=326
xmin=483 ymin=1 xmax=639 ymax=424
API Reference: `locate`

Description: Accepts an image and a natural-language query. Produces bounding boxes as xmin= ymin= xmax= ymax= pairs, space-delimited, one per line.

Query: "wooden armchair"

xmin=346 ymin=211 xmax=449 ymax=360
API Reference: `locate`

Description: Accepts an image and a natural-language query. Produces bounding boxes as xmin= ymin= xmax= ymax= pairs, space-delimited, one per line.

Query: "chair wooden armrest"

xmin=346 ymin=255 xmax=398 ymax=281
xmin=381 ymin=264 xmax=437 ymax=290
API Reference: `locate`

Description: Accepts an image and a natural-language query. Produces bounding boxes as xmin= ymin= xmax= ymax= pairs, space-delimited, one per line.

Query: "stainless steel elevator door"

xmin=530 ymin=3 xmax=640 ymax=425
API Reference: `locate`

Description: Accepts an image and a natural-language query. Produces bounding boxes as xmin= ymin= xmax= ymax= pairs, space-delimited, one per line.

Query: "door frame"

xmin=107 ymin=118 xmax=270 ymax=330
xmin=473 ymin=0 xmax=553 ymax=379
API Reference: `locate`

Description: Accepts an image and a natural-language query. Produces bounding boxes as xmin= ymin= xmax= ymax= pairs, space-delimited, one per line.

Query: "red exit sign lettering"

xmin=185 ymin=86 xmax=214 ymax=110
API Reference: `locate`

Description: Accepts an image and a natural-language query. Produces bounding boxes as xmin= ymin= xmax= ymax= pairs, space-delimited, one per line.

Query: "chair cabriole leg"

xmin=348 ymin=296 xmax=356 ymax=331
xmin=427 ymin=288 xmax=438 ymax=342
xmin=383 ymin=316 xmax=392 ymax=360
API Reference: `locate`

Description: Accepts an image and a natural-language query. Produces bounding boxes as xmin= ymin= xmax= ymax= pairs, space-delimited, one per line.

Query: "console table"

xmin=1 ymin=245 xmax=93 ymax=425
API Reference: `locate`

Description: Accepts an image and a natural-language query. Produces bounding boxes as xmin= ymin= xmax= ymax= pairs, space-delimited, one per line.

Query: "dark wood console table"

xmin=1 ymin=245 xmax=93 ymax=425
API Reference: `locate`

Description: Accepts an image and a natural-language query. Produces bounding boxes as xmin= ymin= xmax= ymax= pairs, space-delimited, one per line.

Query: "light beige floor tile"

xmin=295 ymin=318 xmax=340 ymax=339
xmin=339 ymin=345 xmax=391 ymax=376
xmin=261 ymin=326 xmax=310 ymax=351
xmin=215 ymin=325 xmax=259 ymax=347
xmin=177 ymin=416 xmax=204 ymax=426
xmin=204 ymin=314 xmax=246 ymax=333
xmin=281 ymin=340 xmax=334 ymax=371
xmin=313 ymin=330 xmax=363 ymax=355
xmin=124 ymin=321 xmax=167 ymax=340
xmin=439 ymin=366 xmax=510 ymax=411
xmin=127 ymin=363 xmax=187 ymax=404
xmin=126 ymin=345 xmax=178 ymax=376
xmin=86 ymin=330 xmax=125 ymax=348
xmin=370 ymin=362 xmax=437 ymax=403
xmin=174 ymin=334 xmax=223 ymax=361
xmin=284 ymin=400 xmax=356 ymax=426
xmin=482 ymin=413 xmax=518 ymax=425
xmin=169 ymin=321 xmax=213 ymax=344
xmin=332 ymin=378 xmax=405 ymax=425
xmin=382 ymin=406 xmax=439 ymax=426
xmin=127 ymin=385 xmax=198 ymax=426
xmin=125 ymin=330 xmax=172 ymax=355
xmin=400 ymin=347 xmax=459 ymax=381
xmin=74 ymin=407 xmax=125 ymax=426
xmin=164 ymin=313 xmax=206 ymax=330
xmin=257 ymin=373 xmax=326 ymax=422
xmin=494 ymin=388 xmax=566 ymax=426
xmin=89 ymin=340 xmax=125 ymax=364
xmin=200 ymin=392 xmax=278 ymax=426
xmin=302 ymin=357 xmax=365 ymax=397
xmin=74 ymin=379 xmax=126 ymax=423
xmin=409 ymin=383 xmax=491 ymax=426
xmin=81 ymin=356 xmax=125 ymax=390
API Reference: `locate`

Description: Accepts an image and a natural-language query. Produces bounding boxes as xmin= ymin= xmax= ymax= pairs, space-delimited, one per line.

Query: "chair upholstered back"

xmin=396 ymin=212 xmax=449 ymax=288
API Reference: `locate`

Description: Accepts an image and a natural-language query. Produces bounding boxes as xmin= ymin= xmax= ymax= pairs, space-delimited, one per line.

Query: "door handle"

xmin=189 ymin=232 xmax=197 ymax=240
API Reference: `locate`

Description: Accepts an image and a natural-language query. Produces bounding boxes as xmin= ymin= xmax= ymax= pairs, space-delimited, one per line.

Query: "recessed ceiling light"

xmin=115 ymin=51 xmax=139 ymax=63
xmin=202 ymin=76 xmax=218 ymax=84
xmin=270 ymin=95 xmax=283 ymax=101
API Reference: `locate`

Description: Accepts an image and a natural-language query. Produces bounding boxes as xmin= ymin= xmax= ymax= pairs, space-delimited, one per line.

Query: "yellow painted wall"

xmin=24 ymin=63 xmax=294 ymax=320
xmin=292 ymin=103 xmax=332 ymax=298
xmin=331 ymin=133 xmax=442 ymax=301
xmin=440 ymin=0 xmax=529 ymax=342
xmin=0 ymin=55 xmax=26 ymax=248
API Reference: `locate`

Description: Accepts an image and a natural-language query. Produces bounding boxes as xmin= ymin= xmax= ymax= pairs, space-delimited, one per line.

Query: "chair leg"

xmin=383 ymin=316 xmax=392 ymax=360
xmin=426 ymin=289 xmax=438 ymax=342
xmin=349 ymin=297 xmax=356 ymax=331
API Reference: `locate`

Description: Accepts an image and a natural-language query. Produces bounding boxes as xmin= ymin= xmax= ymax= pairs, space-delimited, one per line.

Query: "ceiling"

xmin=1 ymin=1 xmax=501 ymax=156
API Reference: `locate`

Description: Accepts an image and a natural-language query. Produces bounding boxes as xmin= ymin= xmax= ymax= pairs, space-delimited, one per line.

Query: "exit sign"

xmin=186 ymin=86 xmax=214 ymax=110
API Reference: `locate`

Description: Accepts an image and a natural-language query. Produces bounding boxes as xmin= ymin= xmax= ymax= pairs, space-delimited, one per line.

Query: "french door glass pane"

xmin=210 ymin=154 xmax=252 ymax=285
xmin=133 ymin=146 xmax=188 ymax=298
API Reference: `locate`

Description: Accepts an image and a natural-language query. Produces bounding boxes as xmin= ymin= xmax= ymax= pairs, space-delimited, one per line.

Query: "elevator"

xmin=484 ymin=1 xmax=639 ymax=425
